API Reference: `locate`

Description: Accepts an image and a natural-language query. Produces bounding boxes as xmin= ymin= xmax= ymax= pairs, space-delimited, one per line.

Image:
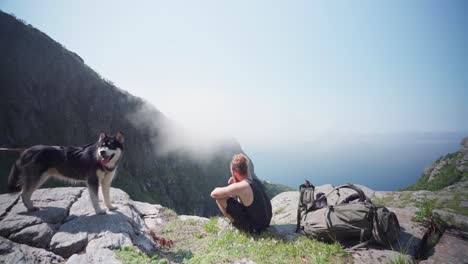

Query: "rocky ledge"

xmin=0 ymin=183 xmax=467 ymax=263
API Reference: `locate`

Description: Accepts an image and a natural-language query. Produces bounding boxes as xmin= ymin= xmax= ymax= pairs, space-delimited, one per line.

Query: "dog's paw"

xmin=27 ymin=206 xmax=39 ymax=212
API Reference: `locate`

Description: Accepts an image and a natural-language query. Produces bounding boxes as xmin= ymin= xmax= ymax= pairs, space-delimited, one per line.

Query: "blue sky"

xmin=2 ymin=1 xmax=467 ymax=189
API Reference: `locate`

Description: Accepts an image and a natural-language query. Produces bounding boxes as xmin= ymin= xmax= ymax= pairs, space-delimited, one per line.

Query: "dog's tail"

xmin=8 ymin=162 xmax=22 ymax=192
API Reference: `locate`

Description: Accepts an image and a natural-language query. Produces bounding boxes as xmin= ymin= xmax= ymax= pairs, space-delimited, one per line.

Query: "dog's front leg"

xmin=87 ymin=175 xmax=105 ymax=215
xmin=102 ymin=172 xmax=117 ymax=210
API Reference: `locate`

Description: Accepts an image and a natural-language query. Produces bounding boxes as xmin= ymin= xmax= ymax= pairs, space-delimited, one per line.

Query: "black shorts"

xmin=226 ymin=197 xmax=253 ymax=232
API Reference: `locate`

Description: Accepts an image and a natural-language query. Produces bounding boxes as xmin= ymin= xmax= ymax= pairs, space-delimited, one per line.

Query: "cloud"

xmin=126 ymin=101 xmax=239 ymax=163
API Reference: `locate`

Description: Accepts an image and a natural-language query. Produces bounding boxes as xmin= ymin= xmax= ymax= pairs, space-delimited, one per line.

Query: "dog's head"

xmin=97 ymin=132 xmax=124 ymax=168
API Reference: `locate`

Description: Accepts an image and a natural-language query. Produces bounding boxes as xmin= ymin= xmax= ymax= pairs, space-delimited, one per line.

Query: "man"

xmin=211 ymin=154 xmax=272 ymax=233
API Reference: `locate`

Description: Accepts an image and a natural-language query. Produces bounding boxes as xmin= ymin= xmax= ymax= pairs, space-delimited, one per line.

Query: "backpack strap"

xmin=327 ymin=184 xmax=372 ymax=205
xmin=296 ymin=180 xmax=315 ymax=233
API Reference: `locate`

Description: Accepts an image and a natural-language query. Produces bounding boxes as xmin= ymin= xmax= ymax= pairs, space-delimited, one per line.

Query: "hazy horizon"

xmin=2 ymin=1 xmax=468 ymax=190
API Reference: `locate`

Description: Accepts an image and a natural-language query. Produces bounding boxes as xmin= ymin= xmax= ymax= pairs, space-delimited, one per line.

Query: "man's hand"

xmin=228 ymin=176 xmax=237 ymax=185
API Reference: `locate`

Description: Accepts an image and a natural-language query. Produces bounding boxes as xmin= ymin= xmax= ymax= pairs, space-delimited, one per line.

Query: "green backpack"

xmin=296 ymin=182 xmax=400 ymax=248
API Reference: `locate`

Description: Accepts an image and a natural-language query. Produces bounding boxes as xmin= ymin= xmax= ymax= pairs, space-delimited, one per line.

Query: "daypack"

xmin=296 ymin=182 xmax=400 ymax=248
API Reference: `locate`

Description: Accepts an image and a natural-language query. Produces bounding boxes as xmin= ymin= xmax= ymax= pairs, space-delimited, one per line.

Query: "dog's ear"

xmin=99 ymin=132 xmax=106 ymax=141
xmin=116 ymin=131 xmax=124 ymax=144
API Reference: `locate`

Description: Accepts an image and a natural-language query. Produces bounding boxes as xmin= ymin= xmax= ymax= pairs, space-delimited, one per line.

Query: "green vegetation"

xmin=387 ymin=254 xmax=413 ymax=264
xmin=203 ymin=218 xmax=220 ymax=234
xmin=116 ymin=217 xmax=348 ymax=264
xmin=373 ymin=194 xmax=395 ymax=207
xmin=445 ymin=193 xmax=468 ymax=217
xmin=116 ymin=246 xmax=159 ymax=264
xmin=402 ymin=152 xmax=464 ymax=191
xmin=188 ymin=229 xmax=347 ymax=264
xmin=413 ymin=198 xmax=438 ymax=225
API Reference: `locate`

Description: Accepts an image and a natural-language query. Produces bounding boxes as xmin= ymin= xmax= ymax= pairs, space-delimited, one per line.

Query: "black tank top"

xmin=243 ymin=178 xmax=272 ymax=231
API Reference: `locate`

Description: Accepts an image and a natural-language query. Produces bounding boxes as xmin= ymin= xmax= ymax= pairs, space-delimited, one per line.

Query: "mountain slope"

xmin=402 ymin=137 xmax=468 ymax=191
xmin=0 ymin=11 xmax=287 ymax=216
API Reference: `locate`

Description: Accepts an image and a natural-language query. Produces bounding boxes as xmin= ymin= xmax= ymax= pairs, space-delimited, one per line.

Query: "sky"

xmin=2 ymin=1 xmax=468 ymax=190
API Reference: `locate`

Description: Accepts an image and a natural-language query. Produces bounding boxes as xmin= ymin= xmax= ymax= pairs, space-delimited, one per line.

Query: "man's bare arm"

xmin=210 ymin=181 xmax=247 ymax=199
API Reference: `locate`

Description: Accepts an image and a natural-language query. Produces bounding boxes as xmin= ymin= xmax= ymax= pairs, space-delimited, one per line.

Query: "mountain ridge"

xmin=0 ymin=10 xmax=291 ymax=216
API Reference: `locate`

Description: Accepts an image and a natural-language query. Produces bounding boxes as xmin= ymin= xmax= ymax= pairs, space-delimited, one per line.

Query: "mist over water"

xmin=244 ymin=132 xmax=467 ymax=191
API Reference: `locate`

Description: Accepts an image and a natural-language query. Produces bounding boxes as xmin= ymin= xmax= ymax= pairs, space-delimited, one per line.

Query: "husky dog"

xmin=8 ymin=132 xmax=124 ymax=214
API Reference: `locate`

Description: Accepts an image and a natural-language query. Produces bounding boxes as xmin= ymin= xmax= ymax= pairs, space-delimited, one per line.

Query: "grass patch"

xmin=413 ymin=198 xmax=437 ymax=225
xmin=373 ymin=195 xmax=395 ymax=206
xmin=203 ymin=218 xmax=220 ymax=234
xmin=387 ymin=254 xmax=413 ymax=264
xmin=188 ymin=230 xmax=348 ymax=264
xmin=445 ymin=193 xmax=468 ymax=217
xmin=115 ymin=246 xmax=159 ymax=264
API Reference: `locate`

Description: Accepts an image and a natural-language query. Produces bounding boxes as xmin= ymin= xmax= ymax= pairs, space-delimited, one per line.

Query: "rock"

xmin=351 ymin=249 xmax=412 ymax=264
xmin=86 ymin=232 xmax=133 ymax=250
xmin=50 ymin=188 xmax=156 ymax=258
xmin=271 ymin=191 xmax=298 ymax=225
xmin=132 ymin=201 xmax=163 ymax=216
xmin=0 ymin=192 xmax=19 ymax=219
xmin=460 ymin=201 xmax=468 ymax=208
xmin=178 ymin=215 xmax=209 ymax=222
xmin=266 ymin=224 xmax=300 ymax=241
xmin=433 ymin=209 xmax=468 ymax=232
xmin=389 ymin=207 xmax=425 ymax=256
xmin=420 ymin=229 xmax=468 ymax=264
xmin=9 ymin=223 xmax=58 ymax=248
xmin=0 ymin=236 xmax=63 ymax=264
xmin=67 ymin=248 xmax=121 ymax=264
xmin=0 ymin=187 xmax=84 ymax=239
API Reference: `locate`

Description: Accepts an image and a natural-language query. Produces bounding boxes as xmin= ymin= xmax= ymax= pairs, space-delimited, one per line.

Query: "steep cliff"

xmin=0 ymin=11 xmax=288 ymax=216
xmin=403 ymin=137 xmax=468 ymax=191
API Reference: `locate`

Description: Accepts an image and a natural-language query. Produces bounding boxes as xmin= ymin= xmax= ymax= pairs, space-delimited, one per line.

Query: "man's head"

xmin=230 ymin=153 xmax=250 ymax=181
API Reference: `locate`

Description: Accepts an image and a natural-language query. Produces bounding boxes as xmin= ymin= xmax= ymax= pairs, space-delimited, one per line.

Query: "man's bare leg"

xmin=215 ymin=198 xmax=233 ymax=221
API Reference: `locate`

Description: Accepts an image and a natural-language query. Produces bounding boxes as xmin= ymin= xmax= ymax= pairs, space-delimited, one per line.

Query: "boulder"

xmin=420 ymin=229 xmax=468 ymax=264
xmin=433 ymin=209 xmax=468 ymax=232
xmin=50 ymin=188 xmax=155 ymax=258
xmin=0 ymin=236 xmax=63 ymax=264
xmin=0 ymin=187 xmax=84 ymax=238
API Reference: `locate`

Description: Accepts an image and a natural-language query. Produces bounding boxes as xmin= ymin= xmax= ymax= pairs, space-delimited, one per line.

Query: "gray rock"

xmin=420 ymin=229 xmax=468 ymax=264
xmin=132 ymin=201 xmax=163 ymax=216
xmin=0 ymin=187 xmax=84 ymax=239
xmin=389 ymin=207 xmax=425 ymax=256
xmin=67 ymin=248 xmax=122 ymax=264
xmin=434 ymin=209 xmax=468 ymax=231
xmin=50 ymin=231 xmax=88 ymax=258
xmin=86 ymin=232 xmax=133 ymax=251
xmin=0 ymin=236 xmax=63 ymax=264
xmin=0 ymin=192 xmax=20 ymax=219
xmin=178 ymin=215 xmax=209 ymax=222
xmin=50 ymin=188 xmax=156 ymax=258
xmin=351 ymin=248 xmax=411 ymax=264
xmin=266 ymin=224 xmax=300 ymax=241
xmin=460 ymin=201 xmax=468 ymax=208
xmin=9 ymin=223 xmax=58 ymax=248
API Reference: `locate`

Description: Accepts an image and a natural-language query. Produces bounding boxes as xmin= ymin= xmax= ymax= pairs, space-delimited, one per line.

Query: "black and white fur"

xmin=7 ymin=132 xmax=124 ymax=214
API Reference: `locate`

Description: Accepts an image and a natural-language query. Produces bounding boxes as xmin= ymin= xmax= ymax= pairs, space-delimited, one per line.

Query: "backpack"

xmin=296 ymin=182 xmax=400 ymax=248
